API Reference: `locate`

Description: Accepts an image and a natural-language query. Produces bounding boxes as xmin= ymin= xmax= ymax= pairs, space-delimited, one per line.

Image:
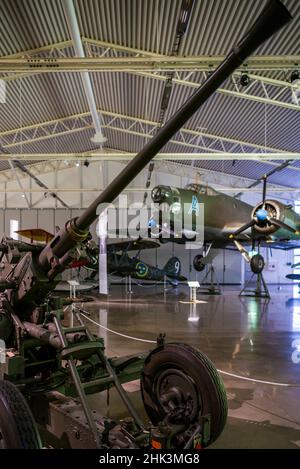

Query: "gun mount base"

xmin=0 ymin=309 xmax=226 ymax=449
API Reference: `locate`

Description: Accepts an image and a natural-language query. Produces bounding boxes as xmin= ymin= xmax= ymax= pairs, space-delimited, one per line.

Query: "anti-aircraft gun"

xmin=0 ymin=0 xmax=292 ymax=449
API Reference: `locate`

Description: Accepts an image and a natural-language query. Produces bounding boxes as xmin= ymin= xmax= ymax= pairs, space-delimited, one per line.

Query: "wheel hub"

xmin=156 ymin=369 xmax=200 ymax=424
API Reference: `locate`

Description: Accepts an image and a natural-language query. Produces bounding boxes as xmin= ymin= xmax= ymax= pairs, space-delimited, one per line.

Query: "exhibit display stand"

xmin=125 ymin=274 xmax=133 ymax=294
xmin=198 ymin=263 xmax=221 ymax=295
xmin=188 ymin=280 xmax=200 ymax=302
xmin=67 ymin=279 xmax=80 ymax=299
xmin=239 ymin=272 xmax=270 ymax=299
xmin=164 ymin=274 xmax=168 ymax=292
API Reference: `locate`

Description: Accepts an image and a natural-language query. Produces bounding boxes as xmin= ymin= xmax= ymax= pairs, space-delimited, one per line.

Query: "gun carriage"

xmin=0 ymin=0 xmax=291 ymax=449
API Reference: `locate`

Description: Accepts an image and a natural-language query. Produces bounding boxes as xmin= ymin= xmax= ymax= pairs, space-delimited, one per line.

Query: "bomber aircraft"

xmin=149 ymin=176 xmax=300 ymax=276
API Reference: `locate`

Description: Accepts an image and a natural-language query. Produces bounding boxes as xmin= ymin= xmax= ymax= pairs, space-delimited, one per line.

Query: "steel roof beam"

xmin=0 ymin=56 xmax=299 ymax=73
xmin=82 ymin=38 xmax=300 ymax=71
xmin=0 ymin=109 xmax=286 ymax=154
xmin=1 ymin=40 xmax=299 ymax=111
xmin=136 ymin=70 xmax=300 ymax=111
xmin=0 ymin=156 xmax=297 ymax=195
xmin=2 ymin=38 xmax=299 ymax=71
xmin=0 ymin=186 xmax=298 ymax=193
xmin=0 ymin=152 xmax=299 ymax=161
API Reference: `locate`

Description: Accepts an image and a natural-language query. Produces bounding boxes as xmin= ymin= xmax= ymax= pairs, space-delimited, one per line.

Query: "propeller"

xmin=262 ymin=175 xmax=267 ymax=207
xmin=230 ymin=175 xmax=299 ymax=238
xmin=267 ymin=217 xmax=298 ymax=234
xmin=229 ymin=219 xmax=256 ymax=238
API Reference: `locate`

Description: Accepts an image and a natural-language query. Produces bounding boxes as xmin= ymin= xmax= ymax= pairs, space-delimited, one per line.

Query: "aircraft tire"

xmin=250 ymin=254 xmax=265 ymax=274
xmin=141 ymin=343 xmax=227 ymax=447
xmin=193 ymin=254 xmax=206 ymax=272
xmin=0 ymin=380 xmax=42 ymax=449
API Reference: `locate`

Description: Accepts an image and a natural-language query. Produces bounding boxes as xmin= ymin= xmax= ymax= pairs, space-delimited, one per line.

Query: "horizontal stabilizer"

xmin=16 ymin=228 xmax=54 ymax=243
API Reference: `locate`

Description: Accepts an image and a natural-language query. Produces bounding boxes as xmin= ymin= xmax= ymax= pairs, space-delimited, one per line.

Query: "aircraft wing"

xmin=258 ymin=239 xmax=300 ymax=250
xmin=167 ymin=273 xmax=187 ymax=281
xmin=286 ymin=274 xmax=300 ymax=280
xmin=225 ymin=238 xmax=300 ymax=251
xmin=15 ymin=228 xmax=54 ymax=243
xmin=107 ymin=238 xmax=160 ymax=253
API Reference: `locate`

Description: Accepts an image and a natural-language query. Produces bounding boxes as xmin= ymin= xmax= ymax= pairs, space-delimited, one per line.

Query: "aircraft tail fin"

xmin=164 ymin=257 xmax=182 ymax=278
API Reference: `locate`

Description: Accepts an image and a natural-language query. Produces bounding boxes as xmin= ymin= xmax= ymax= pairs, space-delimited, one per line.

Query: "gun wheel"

xmin=0 ymin=380 xmax=42 ymax=449
xmin=141 ymin=343 xmax=227 ymax=447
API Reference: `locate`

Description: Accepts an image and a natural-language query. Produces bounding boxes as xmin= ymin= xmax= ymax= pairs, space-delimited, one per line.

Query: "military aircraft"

xmin=150 ymin=176 xmax=300 ymax=275
xmin=105 ymin=239 xmax=186 ymax=284
xmin=15 ymin=229 xmax=186 ymax=285
xmin=285 ymin=262 xmax=300 ymax=283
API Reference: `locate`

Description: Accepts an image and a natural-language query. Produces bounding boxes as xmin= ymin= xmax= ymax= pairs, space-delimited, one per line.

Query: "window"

xmin=10 ymin=219 xmax=19 ymax=240
xmin=293 ymin=202 xmax=300 ymax=305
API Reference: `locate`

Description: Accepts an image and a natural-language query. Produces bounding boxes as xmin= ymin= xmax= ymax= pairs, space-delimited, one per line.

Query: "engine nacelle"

xmin=251 ymin=199 xmax=298 ymax=235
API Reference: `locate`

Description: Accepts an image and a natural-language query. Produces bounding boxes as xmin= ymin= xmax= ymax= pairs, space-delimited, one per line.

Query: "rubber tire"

xmin=193 ymin=254 xmax=205 ymax=272
xmin=141 ymin=343 xmax=227 ymax=447
xmin=0 ymin=380 xmax=42 ymax=449
xmin=250 ymin=254 xmax=265 ymax=274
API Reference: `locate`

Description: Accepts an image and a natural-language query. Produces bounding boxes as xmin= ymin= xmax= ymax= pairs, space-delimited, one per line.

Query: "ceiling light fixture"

xmin=291 ymin=70 xmax=300 ymax=105
xmin=240 ymin=74 xmax=250 ymax=87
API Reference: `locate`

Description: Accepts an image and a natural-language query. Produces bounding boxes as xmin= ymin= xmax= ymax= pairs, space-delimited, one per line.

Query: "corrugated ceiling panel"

xmin=0 ymin=0 xmax=68 ymax=56
xmin=0 ymin=0 xmax=300 ymax=189
xmin=0 ymin=1 xmax=299 ymax=57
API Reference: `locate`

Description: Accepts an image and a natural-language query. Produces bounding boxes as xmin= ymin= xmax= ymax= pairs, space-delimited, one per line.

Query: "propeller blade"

xmin=229 ymin=219 xmax=256 ymax=238
xmin=232 ymin=239 xmax=251 ymax=263
xmin=268 ymin=217 xmax=299 ymax=234
xmin=262 ymin=175 xmax=267 ymax=206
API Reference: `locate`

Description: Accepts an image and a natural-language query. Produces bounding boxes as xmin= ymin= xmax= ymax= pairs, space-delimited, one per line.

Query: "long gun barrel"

xmin=38 ymin=0 xmax=292 ymax=278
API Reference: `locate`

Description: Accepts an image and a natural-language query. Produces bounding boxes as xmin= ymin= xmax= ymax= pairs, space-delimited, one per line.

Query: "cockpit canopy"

xmin=185 ymin=183 xmax=220 ymax=196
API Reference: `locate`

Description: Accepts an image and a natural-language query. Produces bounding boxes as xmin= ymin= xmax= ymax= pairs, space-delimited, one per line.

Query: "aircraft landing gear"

xmin=232 ymin=240 xmax=270 ymax=298
xmin=241 ymin=250 xmax=270 ymax=299
xmin=240 ymin=271 xmax=270 ymax=299
xmin=198 ymin=263 xmax=221 ymax=295
xmin=250 ymin=254 xmax=265 ymax=274
xmin=193 ymin=254 xmax=206 ymax=272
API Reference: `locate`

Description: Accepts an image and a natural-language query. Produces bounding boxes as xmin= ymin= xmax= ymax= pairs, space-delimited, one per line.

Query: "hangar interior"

xmin=0 ymin=0 xmax=300 ymax=450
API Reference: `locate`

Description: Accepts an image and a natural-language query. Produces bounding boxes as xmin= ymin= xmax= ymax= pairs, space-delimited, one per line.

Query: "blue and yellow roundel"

xmin=136 ymin=261 xmax=149 ymax=278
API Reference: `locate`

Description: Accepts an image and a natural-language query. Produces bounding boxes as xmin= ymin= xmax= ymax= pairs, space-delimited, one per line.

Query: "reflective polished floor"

xmin=75 ymin=284 xmax=300 ymax=449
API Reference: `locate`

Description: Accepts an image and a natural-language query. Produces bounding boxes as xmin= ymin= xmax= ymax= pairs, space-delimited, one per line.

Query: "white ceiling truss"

xmin=0 ymin=109 xmax=290 ymax=154
xmin=1 ymin=39 xmax=300 ymax=113
xmin=1 ymin=39 xmax=299 ymax=190
xmin=1 ymin=158 xmax=298 ymax=206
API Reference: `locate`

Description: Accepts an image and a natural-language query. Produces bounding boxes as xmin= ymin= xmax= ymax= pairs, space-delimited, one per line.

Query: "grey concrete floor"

xmin=71 ymin=283 xmax=300 ymax=449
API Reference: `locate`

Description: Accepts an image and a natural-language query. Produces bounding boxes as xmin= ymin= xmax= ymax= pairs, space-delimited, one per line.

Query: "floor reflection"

xmin=74 ymin=284 xmax=300 ymax=448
